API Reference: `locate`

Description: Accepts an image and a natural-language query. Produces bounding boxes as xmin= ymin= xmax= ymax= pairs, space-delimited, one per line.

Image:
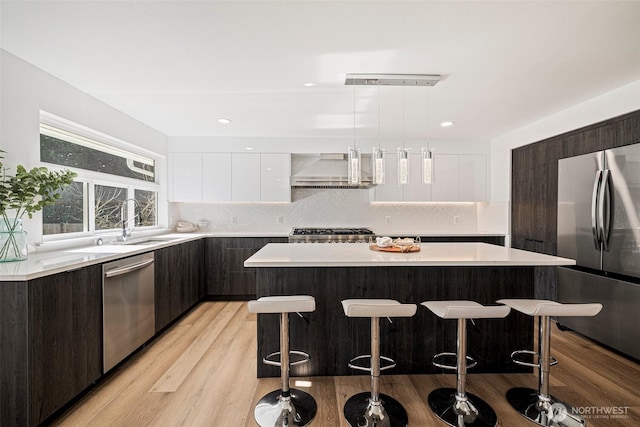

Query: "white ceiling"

xmin=1 ymin=1 xmax=639 ymax=142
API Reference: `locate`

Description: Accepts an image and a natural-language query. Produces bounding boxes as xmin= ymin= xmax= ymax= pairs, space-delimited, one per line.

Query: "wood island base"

xmin=255 ymin=265 xmax=535 ymax=378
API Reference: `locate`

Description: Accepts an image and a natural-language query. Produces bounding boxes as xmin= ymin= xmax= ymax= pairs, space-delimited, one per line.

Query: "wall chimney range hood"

xmin=290 ymin=153 xmax=374 ymax=189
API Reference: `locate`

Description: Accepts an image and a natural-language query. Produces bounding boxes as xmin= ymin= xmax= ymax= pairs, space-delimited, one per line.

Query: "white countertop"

xmin=244 ymin=242 xmax=576 ymax=267
xmin=0 ymin=234 xmax=207 ymax=281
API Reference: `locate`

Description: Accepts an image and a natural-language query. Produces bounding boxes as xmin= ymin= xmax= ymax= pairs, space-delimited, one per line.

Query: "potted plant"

xmin=0 ymin=151 xmax=76 ymax=262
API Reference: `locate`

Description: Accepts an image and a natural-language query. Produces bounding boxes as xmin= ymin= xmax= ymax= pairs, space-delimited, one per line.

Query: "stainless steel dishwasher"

xmin=103 ymin=252 xmax=155 ymax=373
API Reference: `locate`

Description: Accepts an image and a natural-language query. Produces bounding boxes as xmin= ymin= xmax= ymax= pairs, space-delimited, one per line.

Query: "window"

xmin=43 ymin=181 xmax=87 ymax=235
xmin=39 ymin=117 xmax=160 ymax=237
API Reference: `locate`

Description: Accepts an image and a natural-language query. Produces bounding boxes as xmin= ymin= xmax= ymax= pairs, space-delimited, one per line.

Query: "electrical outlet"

xmin=277 ymin=215 xmax=284 ymax=224
xmin=385 ymin=216 xmax=391 ymax=224
xmin=232 ymin=216 xmax=237 ymax=224
xmin=454 ymin=216 xmax=460 ymax=225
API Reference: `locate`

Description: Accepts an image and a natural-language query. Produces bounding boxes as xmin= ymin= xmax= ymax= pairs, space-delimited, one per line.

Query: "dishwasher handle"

xmin=104 ymin=258 xmax=155 ymax=278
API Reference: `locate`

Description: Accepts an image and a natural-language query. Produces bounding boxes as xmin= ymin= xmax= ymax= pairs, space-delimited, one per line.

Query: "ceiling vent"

xmin=344 ymin=73 xmax=441 ymax=86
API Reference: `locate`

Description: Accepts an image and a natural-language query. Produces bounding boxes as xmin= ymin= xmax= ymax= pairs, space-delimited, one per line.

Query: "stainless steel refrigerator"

xmin=557 ymin=143 xmax=640 ymax=360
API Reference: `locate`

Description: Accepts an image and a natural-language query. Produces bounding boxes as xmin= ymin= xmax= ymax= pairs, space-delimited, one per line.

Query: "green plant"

xmin=0 ymin=150 xmax=77 ymax=258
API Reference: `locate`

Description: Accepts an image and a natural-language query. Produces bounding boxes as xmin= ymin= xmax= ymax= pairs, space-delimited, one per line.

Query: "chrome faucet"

xmin=120 ymin=198 xmax=139 ymax=242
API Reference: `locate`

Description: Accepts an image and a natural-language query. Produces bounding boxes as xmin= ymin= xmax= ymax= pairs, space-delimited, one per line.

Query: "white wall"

xmin=0 ymin=49 xmax=169 ymax=244
xmin=484 ymin=79 xmax=640 ymax=240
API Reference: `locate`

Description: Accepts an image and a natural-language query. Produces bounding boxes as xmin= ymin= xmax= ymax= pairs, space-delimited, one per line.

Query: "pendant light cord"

xmin=353 ymin=85 xmax=356 ymax=149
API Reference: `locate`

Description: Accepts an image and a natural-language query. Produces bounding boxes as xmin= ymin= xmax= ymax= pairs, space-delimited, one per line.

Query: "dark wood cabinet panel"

xmin=205 ymin=237 xmax=287 ymax=297
xmin=511 ymin=144 xmax=535 ymax=241
xmin=28 ymin=265 xmax=103 ymax=426
xmin=617 ymin=111 xmax=640 ymax=147
xmin=0 ymin=282 xmax=29 ymax=426
xmin=564 ymin=125 xmax=616 ymax=158
xmin=511 ymin=138 xmax=565 ymax=246
xmin=155 ymin=239 xmax=204 ymax=331
xmin=256 ymin=266 xmax=534 ymax=377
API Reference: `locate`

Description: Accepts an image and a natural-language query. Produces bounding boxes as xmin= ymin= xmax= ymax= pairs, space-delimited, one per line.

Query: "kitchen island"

xmin=244 ymin=242 xmax=575 ymax=377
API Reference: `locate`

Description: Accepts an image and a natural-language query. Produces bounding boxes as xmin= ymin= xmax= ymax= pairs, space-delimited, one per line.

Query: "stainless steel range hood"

xmin=290 ymin=153 xmax=374 ymax=189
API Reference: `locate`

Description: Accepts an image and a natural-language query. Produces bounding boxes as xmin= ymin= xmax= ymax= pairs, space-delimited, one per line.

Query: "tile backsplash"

xmin=170 ymin=189 xmax=479 ymax=234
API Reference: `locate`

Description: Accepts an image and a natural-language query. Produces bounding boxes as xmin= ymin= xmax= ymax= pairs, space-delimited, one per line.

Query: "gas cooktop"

xmin=289 ymin=228 xmax=375 ymax=243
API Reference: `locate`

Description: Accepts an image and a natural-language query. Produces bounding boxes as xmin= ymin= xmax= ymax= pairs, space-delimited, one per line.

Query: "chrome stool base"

xmin=428 ymin=388 xmax=498 ymax=427
xmin=506 ymin=387 xmax=585 ymax=427
xmin=344 ymin=391 xmax=408 ymax=427
xmin=254 ymin=388 xmax=317 ymax=427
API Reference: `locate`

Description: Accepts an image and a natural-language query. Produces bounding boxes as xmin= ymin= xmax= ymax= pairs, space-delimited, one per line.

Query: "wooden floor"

xmin=53 ymin=301 xmax=639 ymax=427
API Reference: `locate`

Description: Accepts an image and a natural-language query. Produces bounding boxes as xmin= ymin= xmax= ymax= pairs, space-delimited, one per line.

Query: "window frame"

xmin=39 ymin=112 xmax=163 ymax=243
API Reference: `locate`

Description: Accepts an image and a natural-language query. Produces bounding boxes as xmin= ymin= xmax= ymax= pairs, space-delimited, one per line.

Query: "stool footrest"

xmin=263 ymin=350 xmax=311 ymax=367
xmin=432 ymin=352 xmax=478 ymax=371
xmin=510 ymin=349 xmax=558 ymax=368
xmin=347 ymin=354 xmax=396 ymax=372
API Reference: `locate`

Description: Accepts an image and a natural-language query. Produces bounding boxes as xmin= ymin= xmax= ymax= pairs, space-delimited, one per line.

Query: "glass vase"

xmin=0 ymin=219 xmax=28 ymax=262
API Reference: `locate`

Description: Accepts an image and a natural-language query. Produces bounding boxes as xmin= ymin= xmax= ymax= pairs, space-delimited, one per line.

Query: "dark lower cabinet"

xmin=417 ymin=235 xmax=505 ymax=245
xmin=155 ymin=239 xmax=204 ymax=331
xmin=0 ymin=265 xmax=102 ymax=427
xmin=205 ymin=237 xmax=287 ymax=297
xmin=29 ymin=265 xmax=103 ymax=425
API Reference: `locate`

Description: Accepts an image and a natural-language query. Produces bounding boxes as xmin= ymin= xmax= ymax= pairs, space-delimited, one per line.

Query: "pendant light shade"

xmin=421 ymin=148 xmax=433 ymax=184
xmin=348 ymin=147 xmax=361 ymax=184
xmin=397 ymin=148 xmax=410 ymax=185
xmin=372 ymin=148 xmax=385 ymax=184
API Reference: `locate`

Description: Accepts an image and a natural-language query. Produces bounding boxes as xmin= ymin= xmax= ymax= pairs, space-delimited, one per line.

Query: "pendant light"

xmin=421 ymin=148 xmax=433 ymax=184
xmin=398 ymin=87 xmax=410 ymax=185
xmin=372 ymin=86 xmax=385 ymax=184
xmin=348 ymin=85 xmax=361 ymax=184
xmin=343 ymin=73 xmax=441 ymax=186
xmin=422 ymin=89 xmax=433 ymax=184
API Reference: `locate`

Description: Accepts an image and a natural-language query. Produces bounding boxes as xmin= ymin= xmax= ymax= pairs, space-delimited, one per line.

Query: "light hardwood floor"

xmin=53 ymin=301 xmax=639 ymax=427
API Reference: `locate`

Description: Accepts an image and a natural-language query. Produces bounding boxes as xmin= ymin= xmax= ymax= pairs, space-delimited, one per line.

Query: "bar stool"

xmin=247 ymin=295 xmax=317 ymax=427
xmin=422 ymin=300 xmax=511 ymax=427
xmin=497 ymin=299 xmax=602 ymax=427
xmin=341 ymin=299 xmax=417 ymax=427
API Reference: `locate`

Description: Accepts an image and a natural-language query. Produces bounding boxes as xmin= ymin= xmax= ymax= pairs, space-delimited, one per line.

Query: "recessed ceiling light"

xmin=303 ymin=83 xmax=315 ymax=87
xmin=218 ymin=118 xmax=232 ymax=124
xmin=245 ymin=147 xmax=254 ymax=151
xmin=440 ymin=121 xmax=454 ymax=127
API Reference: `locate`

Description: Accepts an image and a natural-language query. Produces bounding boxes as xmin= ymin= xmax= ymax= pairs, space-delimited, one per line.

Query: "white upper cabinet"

xmin=203 ymin=153 xmax=232 ymax=201
xmin=170 ymin=153 xmax=203 ymax=201
xmin=260 ymin=153 xmax=291 ymax=202
xmin=373 ymin=153 xmax=487 ymax=202
xmin=231 ymin=153 xmax=261 ymax=201
xmin=171 ymin=152 xmax=291 ymax=202
xmin=432 ymin=154 xmax=459 ymax=201
xmin=458 ymin=154 xmax=487 ymax=201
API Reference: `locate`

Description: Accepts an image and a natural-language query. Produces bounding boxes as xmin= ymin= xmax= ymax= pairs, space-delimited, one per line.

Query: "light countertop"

xmin=0 ymin=231 xmax=512 ymax=281
xmin=244 ymin=242 xmax=575 ymax=267
xmin=0 ymin=234 xmax=207 ymax=281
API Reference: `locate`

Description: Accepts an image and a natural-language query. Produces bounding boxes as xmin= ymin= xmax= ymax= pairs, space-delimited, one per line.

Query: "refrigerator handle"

xmin=599 ymin=169 xmax=612 ymax=251
xmin=591 ymin=170 xmax=602 ymax=250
